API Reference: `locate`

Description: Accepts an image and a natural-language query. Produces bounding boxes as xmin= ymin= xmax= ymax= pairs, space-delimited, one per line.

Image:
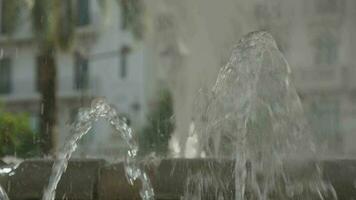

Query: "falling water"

xmin=0 ymin=186 xmax=9 ymax=200
xmin=42 ymin=98 xmax=154 ymax=200
xmin=0 ymin=159 xmax=22 ymax=200
xmin=187 ymin=31 xmax=337 ymax=199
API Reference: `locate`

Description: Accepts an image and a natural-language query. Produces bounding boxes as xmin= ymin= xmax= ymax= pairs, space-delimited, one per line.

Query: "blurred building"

xmin=146 ymin=0 xmax=356 ymax=156
xmin=0 ymin=0 xmax=154 ymax=157
xmin=1 ymin=0 xmax=355 ymax=158
xmin=253 ymin=0 xmax=356 ymax=155
xmin=145 ymin=0 xmax=254 ymax=156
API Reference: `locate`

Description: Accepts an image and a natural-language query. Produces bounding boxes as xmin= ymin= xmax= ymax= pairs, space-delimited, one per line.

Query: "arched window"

xmin=76 ymin=0 xmax=90 ymax=26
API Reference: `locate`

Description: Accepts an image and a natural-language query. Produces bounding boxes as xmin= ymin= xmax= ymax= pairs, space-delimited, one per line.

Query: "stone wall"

xmin=0 ymin=159 xmax=355 ymax=200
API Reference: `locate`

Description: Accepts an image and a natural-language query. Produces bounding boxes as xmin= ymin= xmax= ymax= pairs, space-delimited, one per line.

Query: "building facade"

xmin=0 ymin=0 xmax=153 ymax=157
xmin=253 ymin=0 xmax=356 ymax=155
xmin=146 ymin=0 xmax=356 ymax=156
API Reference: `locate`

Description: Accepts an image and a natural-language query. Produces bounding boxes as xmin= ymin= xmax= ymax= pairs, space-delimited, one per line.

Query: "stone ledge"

xmin=97 ymin=159 xmax=235 ymax=200
xmin=0 ymin=158 xmax=355 ymax=199
xmin=7 ymin=159 xmax=104 ymax=200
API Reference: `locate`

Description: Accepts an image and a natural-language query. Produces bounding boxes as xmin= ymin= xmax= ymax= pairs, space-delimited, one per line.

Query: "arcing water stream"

xmin=42 ymin=98 xmax=154 ymax=200
xmin=0 ymin=186 xmax=8 ymax=200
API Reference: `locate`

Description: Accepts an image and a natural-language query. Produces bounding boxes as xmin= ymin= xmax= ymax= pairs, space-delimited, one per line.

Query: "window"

xmin=120 ymin=45 xmax=131 ymax=79
xmin=74 ymin=53 xmax=89 ymax=90
xmin=316 ymin=0 xmax=343 ymax=13
xmin=131 ymin=102 xmax=141 ymax=112
xmin=314 ymin=34 xmax=338 ymax=65
xmin=76 ymin=0 xmax=90 ymax=26
xmin=0 ymin=58 xmax=12 ymax=94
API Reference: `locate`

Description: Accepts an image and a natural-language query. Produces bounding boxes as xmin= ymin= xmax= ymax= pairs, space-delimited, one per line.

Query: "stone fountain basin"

xmin=0 ymin=158 xmax=355 ymax=200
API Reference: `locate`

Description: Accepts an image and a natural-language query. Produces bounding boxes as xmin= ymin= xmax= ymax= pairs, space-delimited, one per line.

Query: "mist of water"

xmin=42 ymin=98 xmax=154 ymax=200
xmin=186 ymin=31 xmax=337 ymax=200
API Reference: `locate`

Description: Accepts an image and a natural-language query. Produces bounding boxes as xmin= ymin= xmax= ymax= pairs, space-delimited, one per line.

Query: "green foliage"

xmin=139 ymin=90 xmax=175 ymax=156
xmin=1 ymin=0 xmax=22 ymax=34
xmin=119 ymin=0 xmax=145 ymax=39
xmin=0 ymin=108 xmax=39 ymax=158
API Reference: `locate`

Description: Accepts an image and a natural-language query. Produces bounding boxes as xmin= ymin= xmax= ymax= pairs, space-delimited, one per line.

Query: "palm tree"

xmin=31 ymin=0 xmax=86 ymax=155
xmin=32 ymin=0 xmax=144 ymax=155
xmin=3 ymin=0 xmax=144 ymax=155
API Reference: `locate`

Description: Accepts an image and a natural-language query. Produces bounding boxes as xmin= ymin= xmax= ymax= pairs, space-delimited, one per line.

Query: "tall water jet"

xmin=0 ymin=169 xmax=9 ymax=200
xmin=187 ymin=31 xmax=337 ymax=199
xmin=42 ymin=98 xmax=154 ymax=200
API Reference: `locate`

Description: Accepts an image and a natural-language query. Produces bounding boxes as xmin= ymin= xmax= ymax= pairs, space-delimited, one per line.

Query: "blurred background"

xmin=0 ymin=0 xmax=355 ymax=160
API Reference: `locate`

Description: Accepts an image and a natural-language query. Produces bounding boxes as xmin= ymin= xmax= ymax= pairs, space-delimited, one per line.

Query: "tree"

xmin=0 ymin=106 xmax=39 ymax=158
xmin=0 ymin=0 xmax=146 ymax=156
xmin=30 ymin=0 xmax=77 ymax=155
xmin=139 ymin=90 xmax=175 ymax=156
xmin=31 ymin=0 xmax=145 ymax=156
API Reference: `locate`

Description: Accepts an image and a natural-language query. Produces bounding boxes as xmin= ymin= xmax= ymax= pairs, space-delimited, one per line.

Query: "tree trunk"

xmin=38 ymin=48 xmax=57 ymax=156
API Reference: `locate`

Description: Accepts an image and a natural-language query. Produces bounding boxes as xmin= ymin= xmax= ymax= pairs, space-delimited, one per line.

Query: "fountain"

xmin=0 ymin=158 xmax=21 ymax=200
xmin=0 ymin=187 xmax=8 ymax=200
xmin=0 ymin=31 xmax=350 ymax=199
xmin=185 ymin=31 xmax=337 ymax=199
xmin=42 ymin=98 xmax=154 ymax=200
